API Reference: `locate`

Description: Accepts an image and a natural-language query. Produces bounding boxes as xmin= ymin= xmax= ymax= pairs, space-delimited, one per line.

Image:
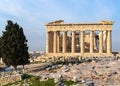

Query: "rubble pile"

xmin=26 ymin=57 xmax=120 ymax=85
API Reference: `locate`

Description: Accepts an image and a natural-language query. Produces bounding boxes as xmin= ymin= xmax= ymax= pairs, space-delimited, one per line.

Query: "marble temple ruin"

xmin=45 ymin=20 xmax=114 ymax=57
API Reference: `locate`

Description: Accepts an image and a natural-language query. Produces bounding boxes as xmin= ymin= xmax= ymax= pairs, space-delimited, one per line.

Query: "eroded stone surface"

xmin=0 ymin=71 xmax=22 ymax=85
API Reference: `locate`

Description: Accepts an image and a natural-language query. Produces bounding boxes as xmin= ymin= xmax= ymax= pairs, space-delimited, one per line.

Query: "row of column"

xmin=46 ymin=30 xmax=111 ymax=54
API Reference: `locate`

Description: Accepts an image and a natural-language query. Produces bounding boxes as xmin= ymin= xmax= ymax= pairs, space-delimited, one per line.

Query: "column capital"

xmin=90 ymin=30 xmax=94 ymax=31
xmin=99 ymin=30 xmax=103 ymax=32
xmin=62 ymin=31 xmax=67 ymax=33
xmin=72 ymin=31 xmax=75 ymax=33
xmin=107 ymin=30 xmax=112 ymax=32
xmin=80 ymin=30 xmax=85 ymax=32
xmin=72 ymin=30 xmax=76 ymax=32
xmin=57 ymin=31 xmax=60 ymax=33
xmin=64 ymin=31 xmax=67 ymax=35
xmin=53 ymin=31 xmax=57 ymax=32
xmin=47 ymin=31 xmax=50 ymax=32
xmin=99 ymin=30 xmax=103 ymax=33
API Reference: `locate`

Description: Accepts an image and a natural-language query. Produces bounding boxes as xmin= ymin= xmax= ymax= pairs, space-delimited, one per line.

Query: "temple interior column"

xmin=99 ymin=31 xmax=103 ymax=53
xmin=63 ymin=31 xmax=66 ymax=53
xmin=81 ymin=31 xmax=84 ymax=53
xmin=90 ymin=30 xmax=94 ymax=53
xmin=72 ymin=31 xmax=75 ymax=53
xmin=93 ymin=33 xmax=96 ymax=52
xmin=79 ymin=31 xmax=81 ymax=52
xmin=53 ymin=31 xmax=57 ymax=53
xmin=107 ymin=30 xmax=111 ymax=53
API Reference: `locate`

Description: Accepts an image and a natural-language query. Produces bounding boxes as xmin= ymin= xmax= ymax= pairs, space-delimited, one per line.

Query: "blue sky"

xmin=0 ymin=0 xmax=120 ymax=51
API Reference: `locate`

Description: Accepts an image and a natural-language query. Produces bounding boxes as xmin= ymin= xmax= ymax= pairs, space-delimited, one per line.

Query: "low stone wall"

xmin=0 ymin=71 xmax=22 ymax=85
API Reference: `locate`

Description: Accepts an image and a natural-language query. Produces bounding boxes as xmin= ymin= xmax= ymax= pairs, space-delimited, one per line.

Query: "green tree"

xmin=1 ymin=20 xmax=30 ymax=71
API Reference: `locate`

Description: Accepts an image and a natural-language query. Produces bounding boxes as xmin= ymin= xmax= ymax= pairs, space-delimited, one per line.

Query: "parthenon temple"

xmin=45 ymin=20 xmax=114 ymax=57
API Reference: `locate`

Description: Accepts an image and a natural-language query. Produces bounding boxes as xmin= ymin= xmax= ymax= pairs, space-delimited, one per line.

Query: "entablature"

xmin=46 ymin=20 xmax=114 ymax=32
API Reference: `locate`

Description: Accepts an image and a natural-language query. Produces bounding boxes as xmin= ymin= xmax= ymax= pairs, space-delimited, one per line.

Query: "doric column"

xmin=81 ymin=31 xmax=84 ymax=53
xmin=59 ymin=35 xmax=62 ymax=52
xmin=65 ymin=31 xmax=67 ymax=52
xmin=52 ymin=33 xmax=54 ymax=52
xmin=57 ymin=32 xmax=60 ymax=53
xmin=107 ymin=30 xmax=112 ymax=53
xmin=53 ymin=31 xmax=57 ymax=53
xmin=90 ymin=31 xmax=94 ymax=53
xmin=103 ymin=31 xmax=107 ymax=52
xmin=94 ymin=34 xmax=96 ymax=51
xmin=72 ymin=31 xmax=75 ymax=53
xmin=46 ymin=31 xmax=49 ymax=53
xmin=63 ymin=31 xmax=66 ymax=53
xmin=99 ymin=31 xmax=103 ymax=53
xmin=49 ymin=32 xmax=51 ymax=53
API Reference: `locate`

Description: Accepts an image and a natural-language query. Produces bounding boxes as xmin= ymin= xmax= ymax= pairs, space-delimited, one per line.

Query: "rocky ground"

xmin=18 ymin=57 xmax=120 ymax=86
